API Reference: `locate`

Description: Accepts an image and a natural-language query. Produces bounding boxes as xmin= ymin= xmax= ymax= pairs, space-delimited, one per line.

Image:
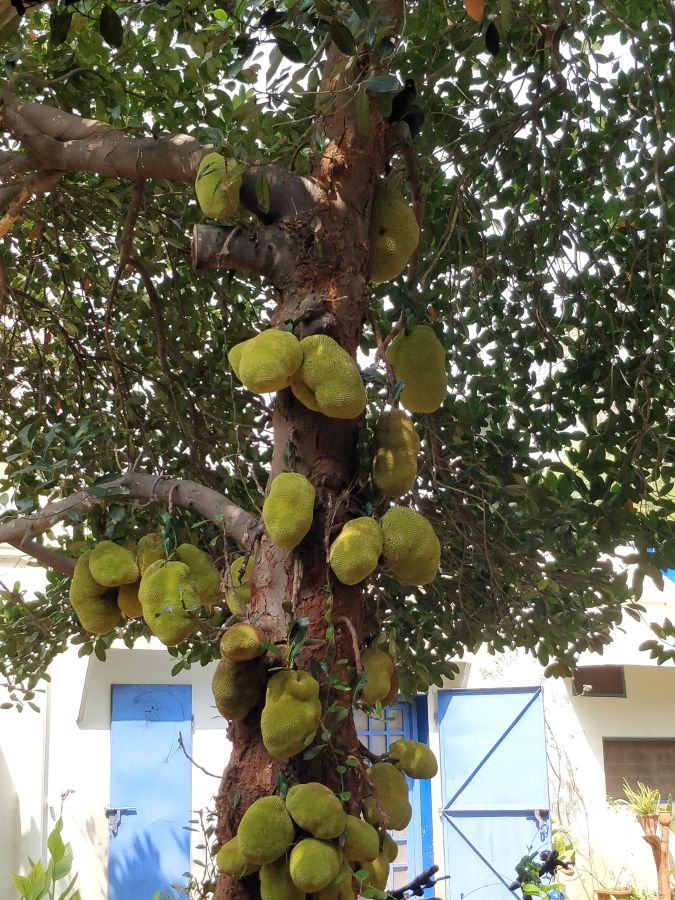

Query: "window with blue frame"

xmin=355 ymin=698 xmax=434 ymax=894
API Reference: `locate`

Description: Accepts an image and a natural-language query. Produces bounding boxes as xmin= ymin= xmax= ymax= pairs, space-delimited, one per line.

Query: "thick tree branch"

xmin=0 ymin=472 xmax=259 ymax=561
xmin=192 ymin=223 xmax=297 ymax=283
xmin=6 ymin=538 xmax=76 ymax=576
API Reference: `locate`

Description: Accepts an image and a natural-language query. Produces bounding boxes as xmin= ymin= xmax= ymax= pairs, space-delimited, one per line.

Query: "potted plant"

xmin=615 ymin=781 xmax=672 ymax=900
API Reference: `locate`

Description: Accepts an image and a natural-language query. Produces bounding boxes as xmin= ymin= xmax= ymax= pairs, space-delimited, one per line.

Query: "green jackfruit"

xmin=136 ymin=533 xmax=165 ymax=574
xmin=388 ymin=738 xmax=438 ymax=779
xmin=340 ymin=815 xmax=379 ymax=861
xmin=290 ymin=335 xmax=366 ymax=419
xmin=117 ymin=581 xmax=143 ymax=618
xmin=382 ymin=666 xmax=399 ymax=706
xmin=363 ymin=762 xmax=412 ymax=831
xmin=380 ymin=506 xmax=440 ymax=586
xmin=368 ymin=181 xmax=419 ymax=284
xmin=285 ymin=782 xmax=346 ymax=840
xmin=88 ymin=540 xmax=139 ymax=587
xmin=220 ymin=623 xmax=265 ymax=661
xmin=385 ymin=325 xmax=447 ymax=413
xmin=229 ymin=330 xmax=303 ymax=394
xmin=174 ymin=543 xmax=221 ymax=606
xmin=329 ymin=517 xmax=383 ymax=585
xmin=211 ymin=656 xmax=265 ymax=720
xmin=237 ymin=796 xmax=295 ymax=865
xmin=138 ymin=560 xmax=200 ymax=645
xmin=260 ymin=856 xmax=305 ymax=900
xmin=195 ymin=152 xmax=243 ymax=221
xmin=262 ymin=473 xmax=315 ymax=549
xmin=226 ymin=554 xmax=253 ymax=614
xmin=372 ymin=410 xmax=420 ymax=497
xmin=313 ymin=862 xmax=355 ymax=900
xmin=382 ymin=832 xmax=399 ymax=862
xmin=261 ymin=670 xmax=321 ymax=760
xmin=360 ymin=649 xmax=396 ymax=707
xmin=69 ymin=551 xmax=121 ymax=634
xmin=289 ymin=839 xmax=341 ymax=893
xmin=360 ymin=851 xmax=390 ymax=892
xmin=215 ymin=836 xmax=259 ymax=879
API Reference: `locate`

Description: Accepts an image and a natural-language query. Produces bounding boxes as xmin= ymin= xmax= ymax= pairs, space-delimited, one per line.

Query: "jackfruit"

xmin=313 ymin=862 xmax=355 ymax=900
xmin=226 ymin=554 xmax=253 ymax=614
xmin=289 ymin=839 xmax=341 ymax=892
xmin=89 ymin=540 xmax=139 ymax=587
xmin=117 ymin=581 xmax=143 ymax=618
xmin=211 ymin=656 xmax=265 ymax=720
xmin=195 ymin=152 xmax=243 ymax=221
xmin=69 ymin=551 xmax=121 ymax=634
xmin=359 ymin=851 xmax=390 ymax=892
xmin=385 ymin=324 xmax=447 ymax=413
xmin=229 ymin=330 xmax=303 ymax=394
xmin=388 ymin=738 xmax=438 ymax=779
xmin=262 ymin=473 xmax=315 ymax=549
xmin=380 ymin=506 xmax=441 ymax=586
xmin=136 ymin=533 xmax=165 ymax=574
xmin=368 ymin=181 xmax=419 ymax=284
xmin=372 ymin=410 xmax=420 ymax=497
xmin=290 ymin=335 xmax=366 ymax=419
xmin=138 ymin=560 xmax=200 ymax=645
xmin=220 ymin=623 xmax=265 ymax=661
xmin=259 ymin=856 xmax=305 ymax=900
xmin=285 ymin=782 xmax=346 ymax=840
xmin=382 ymin=665 xmax=400 ymax=706
xmin=174 ymin=543 xmax=221 ymax=606
xmin=329 ymin=517 xmax=383 ymax=585
xmin=382 ymin=832 xmax=399 ymax=862
xmin=340 ymin=815 xmax=379 ymax=861
xmin=363 ymin=762 xmax=412 ymax=831
xmin=215 ymin=836 xmax=259 ymax=879
xmin=360 ymin=649 xmax=397 ymax=707
xmin=261 ymin=669 xmax=321 ymax=760
xmin=237 ymin=796 xmax=295 ymax=865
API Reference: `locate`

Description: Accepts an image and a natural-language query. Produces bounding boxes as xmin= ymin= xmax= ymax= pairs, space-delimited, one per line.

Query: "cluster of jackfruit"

xmin=229 ymin=330 xmax=303 ymax=394
xmin=262 ymin=472 xmax=315 ymax=549
xmin=368 ymin=180 xmax=420 ymax=284
xmin=290 ymin=335 xmax=366 ymax=420
xmin=385 ymin=324 xmax=447 ymax=413
xmin=68 ymin=535 xmax=224 ymax=645
xmin=195 ymin=152 xmax=244 ymax=221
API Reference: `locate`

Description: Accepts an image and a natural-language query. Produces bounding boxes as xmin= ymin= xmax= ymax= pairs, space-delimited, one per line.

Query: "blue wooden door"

xmin=438 ymin=688 xmax=549 ymax=900
xmin=108 ymin=684 xmax=193 ymax=900
xmin=356 ymin=699 xmax=434 ymax=895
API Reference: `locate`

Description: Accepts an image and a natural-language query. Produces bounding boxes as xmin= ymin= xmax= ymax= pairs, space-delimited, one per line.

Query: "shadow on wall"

xmin=108 ymin=830 xmax=186 ymax=900
xmin=0 ymin=747 xmax=19 ymax=882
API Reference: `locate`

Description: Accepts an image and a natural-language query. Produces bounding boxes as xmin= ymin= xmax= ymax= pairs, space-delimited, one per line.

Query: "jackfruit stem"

xmin=336 ymin=616 xmax=362 ymax=676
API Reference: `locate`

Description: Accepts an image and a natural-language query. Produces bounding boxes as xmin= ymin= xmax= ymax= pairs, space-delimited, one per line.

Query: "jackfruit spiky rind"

xmin=385 ymin=324 xmax=447 ymax=413
xmin=237 ymin=796 xmax=296 ymax=865
xmin=229 ymin=330 xmax=303 ymax=394
xmin=368 ymin=181 xmax=420 ymax=284
xmin=285 ymin=782 xmax=346 ymax=840
xmin=360 ymin=648 xmax=396 ymax=707
xmin=261 ymin=670 xmax=322 ymax=760
xmin=138 ymin=560 xmax=200 ymax=646
xmin=136 ymin=533 xmax=166 ymax=574
xmin=195 ymin=152 xmax=243 ymax=221
xmin=290 ymin=335 xmax=366 ymax=420
xmin=69 ymin=552 xmax=121 ymax=635
xmin=289 ymin=839 xmax=342 ymax=892
xmin=211 ymin=656 xmax=265 ymax=720
xmin=372 ymin=410 xmax=420 ymax=497
xmin=380 ymin=506 xmax=441 ymax=586
xmin=363 ymin=762 xmax=412 ymax=831
xmin=215 ymin=836 xmax=259 ymax=879
xmin=360 ymin=851 xmax=390 ymax=892
xmin=341 ymin=815 xmax=379 ymax=861
xmin=329 ymin=517 xmax=383 ymax=585
xmin=313 ymin=862 xmax=355 ymax=900
xmin=226 ymin=555 xmax=253 ymax=614
xmin=220 ymin=623 xmax=265 ymax=661
xmin=388 ymin=737 xmax=438 ymax=779
xmin=117 ymin=581 xmax=143 ymax=618
xmin=259 ymin=856 xmax=305 ymax=900
xmin=262 ymin=473 xmax=315 ymax=550
xmin=174 ymin=543 xmax=221 ymax=606
xmin=88 ymin=540 xmax=139 ymax=587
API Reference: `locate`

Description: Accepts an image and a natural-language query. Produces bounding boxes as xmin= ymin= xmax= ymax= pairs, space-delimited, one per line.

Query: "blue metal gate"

xmin=108 ymin=684 xmax=192 ymax=900
xmin=438 ymin=688 xmax=550 ymax=900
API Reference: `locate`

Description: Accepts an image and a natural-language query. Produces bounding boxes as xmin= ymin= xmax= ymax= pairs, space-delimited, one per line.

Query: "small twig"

xmin=369 ymin=312 xmax=396 ymax=386
xmin=177 ymin=732 xmax=221 ymax=779
xmin=118 ymin=179 xmax=145 ymax=266
xmin=390 ymin=864 xmax=447 ymax=899
xmin=335 ymin=615 xmax=362 ymax=676
xmin=355 ymin=739 xmax=381 ymax=763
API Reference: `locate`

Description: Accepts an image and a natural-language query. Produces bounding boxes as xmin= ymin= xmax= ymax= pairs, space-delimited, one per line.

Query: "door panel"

xmin=108 ymin=685 xmax=192 ymax=900
xmin=438 ymin=689 xmax=549 ymax=900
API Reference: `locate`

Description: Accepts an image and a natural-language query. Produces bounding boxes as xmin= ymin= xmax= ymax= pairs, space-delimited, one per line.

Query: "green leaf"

xmin=255 ymin=172 xmax=271 ymax=216
xmin=329 ymin=21 xmax=356 ymax=55
xmin=49 ymin=11 xmax=72 ymax=47
xmin=99 ymin=5 xmax=124 ymax=49
xmin=274 ymin=35 xmax=303 ymax=63
xmin=347 ymin=0 xmax=370 ymax=18
xmin=355 ymin=86 xmax=370 ymax=136
xmin=362 ymin=74 xmax=398 ymax=93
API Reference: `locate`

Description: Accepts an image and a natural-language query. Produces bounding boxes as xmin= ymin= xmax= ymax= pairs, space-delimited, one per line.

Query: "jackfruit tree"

xmin=0 ymin=0 xmax=672 ymax=898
